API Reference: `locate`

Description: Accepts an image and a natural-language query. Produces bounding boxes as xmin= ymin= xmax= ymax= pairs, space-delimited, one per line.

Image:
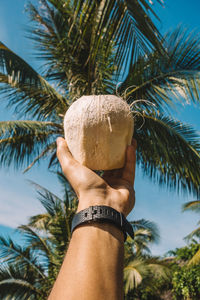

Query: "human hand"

xmin=56 ymin=138 xmax=137 ymax=217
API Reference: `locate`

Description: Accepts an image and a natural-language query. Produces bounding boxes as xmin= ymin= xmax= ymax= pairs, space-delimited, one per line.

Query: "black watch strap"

xmin=71 ymin=205 xmax=134 ymax=241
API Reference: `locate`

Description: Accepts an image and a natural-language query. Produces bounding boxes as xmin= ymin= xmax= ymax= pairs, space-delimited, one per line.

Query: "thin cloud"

xmin=0 ymin=175 xmax=43 ymax=227
xmin=0 ymin=189 xmax=43 ymax=227
xmin=0 ymin=13 xmax=9 ymax=44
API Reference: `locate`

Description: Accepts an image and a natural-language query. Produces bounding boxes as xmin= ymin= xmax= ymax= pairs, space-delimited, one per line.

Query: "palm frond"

xmin=26 ymin=0 xmax=116 ymax=97
xmin=23 ymin=141 xmax=56 ymax=173
xmin=184 ymin=226 xmax=200 ymax=241
xmin=28 ymin=214 xmax=51 ymax=231
xmin=182 ymin=200 xmax=200 ymax=213
xmin=26 ymin=0 xmax=163 ymax=98
xmin=130 ymin=234 xmax=152 ymax=255
xmin=69 ymin=0 xmax=164 ymax=69
xmin=0 ymin=42 xmax=68 ymax=120
xmin=0 ymin=264 xmax=45 ymax=299
xmin=121 ymin=27 xmax=200 ymax=109
xmin=0 ymin=177 xmax=78 ymax=298
xmin=125 ymin=220 xmax=160 ymax=256
xmin=134 ymin=113 xmax=200 ymax=196
xmin=27 ymin=180 xmax=63 ymax=216
xmin=18 ymin=225 xmax=51 ymax=258
xmin=188 ymin=248 xmax=200 ymax=266
xmin=0 ymin=236 xmax=46 ymax=279
xmin=145 ymin=257 xmax=171 ymax=280
xmin=124 ymin=257 xmax=147 ymax=293
xmin=130 ymin=219 xmax=160 ymax=244
xmin=125 ymin=219 xmax=160 ymax=260
xmin=27 ymin=179 xmax=76 ymax=254
xmin=0 ymin=120 xmax=61 ymax=168
xmin=124 ymin=255 xmax=171 ymax=295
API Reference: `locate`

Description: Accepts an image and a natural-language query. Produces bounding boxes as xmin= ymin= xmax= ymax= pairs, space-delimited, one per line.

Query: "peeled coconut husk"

xmin=64 ymin=95 xmax=134 ymax=170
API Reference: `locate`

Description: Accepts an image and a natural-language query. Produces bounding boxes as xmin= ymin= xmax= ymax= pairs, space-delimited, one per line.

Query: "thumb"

xmin=56 ymin=137 xmax=74 ymax=166
xmin=56 ymin=137 xmax=89 ymax=196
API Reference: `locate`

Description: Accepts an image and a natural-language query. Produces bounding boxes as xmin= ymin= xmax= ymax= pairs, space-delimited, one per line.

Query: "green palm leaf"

xmin=188 ymin=248 xmax=200 ymax=266
xmin=121 ymin=27 xmax=200 ymax=109
xmin=27 ymin=0 xmax=116 ymax=97
xmin=124 ymin=256 xmax=171 ymax=295
xmin=124 ymin=257 xmax=147 ymax=292
xmin=134 ymin=113 xmax=200 ymax=196
xmin=0 ymin=236 xmax=46 ymax=279
xmin=128 ymin=233 xmax=152 ymax=256
xmin=0 ymin=120 xmax=62 ymax=169
xmin=66 ymin=0 xmax=163 ymax=70
xmin=0 ymin=42 xmax=68 ymax=120
xmin=27 ymin=178 xmax=77 ymax=257
xmin=184 ymin=226 xmax=200 ymax=241
xmin=0 ymin=263 xmax=45 ymax=299
xmin=27 ymin=180 xmax=65 ymax=217
xmin=0 ymin=176 xmax=78 ymax=298
xmin=28 ymin=214 xmax=51 ymax=231
xmin=18 ymin=225 xmax=52 ymax=259
xmin=126 ymin=220 xmax=160 ymax=255
xmin=130 ymin=219 xmax=160 ymax=244
xmin=182 ymin=200 xmax=200 ymax=265
xmin=146 ymin=257 xmax=171 ymax=280
xmin=182 ymin=200 xmax=200 ymax=213
xmin=125 ymin=219 xmax=160 ymax=263
xmin=0 ymin=278 xmax=39 ymax=299
xmin=26 ymin=0 xmax=163 ymax=98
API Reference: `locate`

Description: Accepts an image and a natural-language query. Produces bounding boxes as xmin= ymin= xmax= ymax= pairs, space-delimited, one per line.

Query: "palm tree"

xmin=124 ymin=220 xmax=171 ymax=299
xmin=182 ymin=200 xmax=200 ymax=265
xmin=0 ymin=173 xmax=164 ymax=299
xmin=0 ymin=0 xmax=200 ymax=196
xmin=124 ymin=255 xmax=172 ymax=300
xmin=0 ymin=173 xmax=77 ymax=299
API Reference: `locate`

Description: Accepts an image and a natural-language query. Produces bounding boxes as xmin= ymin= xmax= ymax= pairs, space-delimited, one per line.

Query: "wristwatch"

xmin=71 ymin=205 xmax=134 ymax=241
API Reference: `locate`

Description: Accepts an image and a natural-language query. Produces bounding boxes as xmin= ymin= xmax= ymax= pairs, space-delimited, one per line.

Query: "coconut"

xmin=63 ymin=95 xmax=134 ymax=170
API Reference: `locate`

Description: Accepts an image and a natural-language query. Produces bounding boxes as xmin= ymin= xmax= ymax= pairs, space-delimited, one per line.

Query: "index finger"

xmin=122 ymin=139 xmax=137 ymax=185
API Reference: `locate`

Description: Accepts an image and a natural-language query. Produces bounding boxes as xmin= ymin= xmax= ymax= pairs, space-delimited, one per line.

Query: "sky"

xmin=0 ymin=0 xmax=200 ymax=256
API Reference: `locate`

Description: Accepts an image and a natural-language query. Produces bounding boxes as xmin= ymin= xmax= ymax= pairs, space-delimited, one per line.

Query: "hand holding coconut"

xmin=61 ymin=94 xmax=136 ymax=215
xmin=51 ymin=137 xmax=137 ymax=300
xmin=50 ymin=96 xmax=136 ymax=300
xmin=56 ymin=137 xmax=136 ymax=217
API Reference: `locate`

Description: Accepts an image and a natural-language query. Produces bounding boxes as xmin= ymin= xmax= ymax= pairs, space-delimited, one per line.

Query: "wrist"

xmin=77 ymin=195 xmax=113 ymax=213
xmin=77 ymin=188 xmax=135 ymax=217
xmin=77 ymin=196 xmax=127 ymax=216
xmin=72 ymin=222 xmax=124 ymax=244
xmin=71 ymin=205 xmax=134 ymax=241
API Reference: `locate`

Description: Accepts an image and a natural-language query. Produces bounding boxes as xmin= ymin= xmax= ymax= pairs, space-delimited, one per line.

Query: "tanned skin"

xmin=48 ymin=137 xmax=137 ymax=300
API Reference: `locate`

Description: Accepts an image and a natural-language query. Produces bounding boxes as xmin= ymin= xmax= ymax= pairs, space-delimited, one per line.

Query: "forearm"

xmin=48 ymin=223 xmax=124 ymax=300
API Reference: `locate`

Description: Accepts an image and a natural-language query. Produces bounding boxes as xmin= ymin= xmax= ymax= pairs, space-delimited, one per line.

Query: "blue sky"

xmin=0 ymin=0 xmax=200 ymax=256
